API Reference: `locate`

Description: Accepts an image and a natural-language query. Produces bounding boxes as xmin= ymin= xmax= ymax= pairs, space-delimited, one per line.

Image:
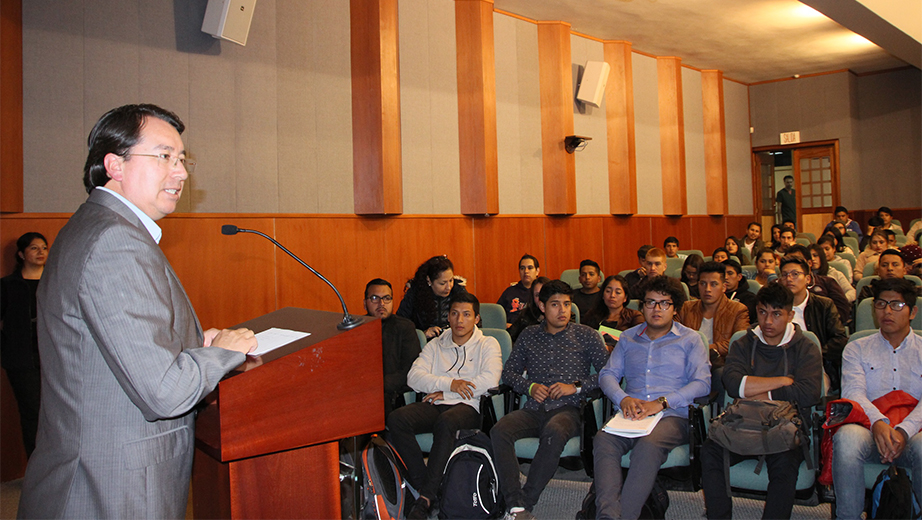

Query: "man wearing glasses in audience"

xmin=593 ymin=276 xmax=711 ymax=519
xmin=364 ymin=278 xmax=421 ymax=417
xmin=833 ymin=278 xmax=922 ymax=519
xmin=778 ymin=256 xmax=848 ymax=393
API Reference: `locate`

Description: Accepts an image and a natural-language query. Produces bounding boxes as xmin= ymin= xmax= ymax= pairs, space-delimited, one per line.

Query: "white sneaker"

xmin=504 ymin=507 xmax=536 ymax=520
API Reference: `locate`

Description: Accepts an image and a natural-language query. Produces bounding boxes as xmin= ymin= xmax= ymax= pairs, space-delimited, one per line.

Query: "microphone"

xmin=221 ymin=225 xmax=363 ymax=330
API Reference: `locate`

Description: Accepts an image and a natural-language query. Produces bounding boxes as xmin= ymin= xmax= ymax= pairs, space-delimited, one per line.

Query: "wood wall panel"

xmin=544 ymin=216 xmax=605 ymax=277
xmin=657 ymin=57 xmax=687 ymax=216
xmin=725 ymin=215 xmax=755 ymax=239
xmin=0 ymin=0 xmax=23 ymax=213
xmin=602 ymin=216 xmax=653 ymax=274
xmin=687 ymin=216 xmax=726 ymax=253
xmin=651 ymin=216 xmax=693 ymax=251
xmin=472 ymin=216 xmax=547 ymax=302
xmin=350 ymin=0 xmax=403 ymax=215
xmin=537 ymin=22 xmax=576 ymax=215
xmin=455 ymin=0 xmax=499 ymax=215
xmin=0 ymin=371 xmax=25 ymax=480
xmin=702 ymin=70 xmax=728 ymax=215
xmin=603 ymin=41 xmax=636 ymax=215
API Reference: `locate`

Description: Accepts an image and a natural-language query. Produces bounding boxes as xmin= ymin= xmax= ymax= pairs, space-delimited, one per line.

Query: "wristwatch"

xmin=657 ymin=396 xmax=668 ymax=410
xmin=573 ymin=380 xmax=582 ymax=394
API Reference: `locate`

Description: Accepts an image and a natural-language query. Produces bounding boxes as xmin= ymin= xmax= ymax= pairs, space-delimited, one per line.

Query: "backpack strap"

xmin=723 ymin=447 xmax=732 ymax=496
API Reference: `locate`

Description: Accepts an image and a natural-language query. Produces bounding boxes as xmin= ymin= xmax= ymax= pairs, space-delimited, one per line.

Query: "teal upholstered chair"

xmin=562 ymin=268 xmax=604 ymax=290
xmin=838 ymin=252 xmax=856 ymax=270
xmin=843 ymin=236 xmax=860 ymax=255
xmin=479 ymin=303 xmax=508 ymax=330
xmin=855 ymin=295 xmax=922 ymax=332
xmin=679 ymin=250 xmax=704 ymax=259
xmin=828 ymin=260 xmax=851 ymax=282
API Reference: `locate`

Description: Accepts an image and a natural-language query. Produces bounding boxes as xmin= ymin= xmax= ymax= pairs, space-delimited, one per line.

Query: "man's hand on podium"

xmin=204 ymin=327 xmax=258 ymax=355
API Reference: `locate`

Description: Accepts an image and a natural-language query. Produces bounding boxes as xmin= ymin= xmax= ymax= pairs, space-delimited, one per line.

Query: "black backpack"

xmin=575 ymin=478 xmax=669 ymax=520
xmin=361 ymin=434 xmax=417 ymax=520
xmin=868 ymin=465 xmax=920 ymax=519
xmin=437 ymin=429 xmax=503 ymax=519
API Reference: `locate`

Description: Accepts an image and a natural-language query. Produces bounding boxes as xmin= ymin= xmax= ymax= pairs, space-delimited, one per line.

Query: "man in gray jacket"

xmin=18 ymin=104 xmax=256 ymax=518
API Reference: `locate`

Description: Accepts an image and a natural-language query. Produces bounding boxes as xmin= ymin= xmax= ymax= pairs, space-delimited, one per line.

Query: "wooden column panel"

xmin=657 ymin=56 xmax=686 ymax=216
xmin=603 ymin=41 xmax=636 ymax=215
xmin=350 ymin=0 xmax=402 ymax=215
xmin=537 ymin=22 xmax=576 ymax=215
xmin=455 ymin=0 xmax=498 ymax=215
xmin=1 ymin=0 xmax=23 ymax=213
xmin=702 ymin=70 xmax=728 ymax=216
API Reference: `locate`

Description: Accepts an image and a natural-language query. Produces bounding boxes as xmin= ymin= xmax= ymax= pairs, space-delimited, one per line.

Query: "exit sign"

xmin=780 ymin=131 xmax=801 ymax=145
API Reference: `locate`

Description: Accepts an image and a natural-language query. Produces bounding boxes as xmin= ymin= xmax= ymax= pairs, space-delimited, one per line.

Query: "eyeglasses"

xmin=125 ymin=153 xmax=196 ymax=173
xmin=873 ymin=299 xmax=909 ymax=311
xmin=642 ymin=299 xmax=673 ymax=310
xmin=779 ymin=270 xmax=805 ymax=280
xmin=366 ymin=295 xmax=393 ymax=303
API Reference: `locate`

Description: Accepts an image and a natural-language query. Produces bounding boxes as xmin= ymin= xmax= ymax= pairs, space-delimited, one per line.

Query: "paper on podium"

xmin=250 ymin=327 xmax=311 ymax=356
xmin=602 ymin=410 xmax=664 ymax=438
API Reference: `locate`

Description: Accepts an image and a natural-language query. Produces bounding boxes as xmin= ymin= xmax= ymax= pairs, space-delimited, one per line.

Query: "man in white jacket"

xmin=386 ymin=292 xmax=503 ymax=519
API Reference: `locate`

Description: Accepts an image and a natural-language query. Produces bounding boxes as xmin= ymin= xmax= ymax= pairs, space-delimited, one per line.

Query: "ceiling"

xmin=492 ymin=0 xmax=920 ymax=84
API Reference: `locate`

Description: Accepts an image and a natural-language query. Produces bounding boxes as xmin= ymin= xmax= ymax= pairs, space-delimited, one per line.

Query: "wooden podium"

xmin=192 ymin=307 xmax=383 ymax=519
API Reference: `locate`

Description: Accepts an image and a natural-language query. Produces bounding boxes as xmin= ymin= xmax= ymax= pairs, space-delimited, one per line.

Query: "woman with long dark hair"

xmin=808 ymin=244 xmax=855 ymax=303
xmin=396 ymin=255 xmax=468 ymax=339
xmin=681 ymin=254 xmax=705 ymax=299
xmin=0 ymin=232 xmax=48 ymax=457
xmin=724 ymin=236 xmax=750 ymax=265
xmin=583 ymin=275 xmax=644 ymax=350
xmin=507 ymin=276 xmax=550 ymax=343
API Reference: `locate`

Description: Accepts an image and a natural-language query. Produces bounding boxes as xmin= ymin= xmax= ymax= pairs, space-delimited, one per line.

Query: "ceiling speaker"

xmin=202 ymin=0 xmax=257 ymax=46
xmin=576 ymin=61 xmax=611 ymax=108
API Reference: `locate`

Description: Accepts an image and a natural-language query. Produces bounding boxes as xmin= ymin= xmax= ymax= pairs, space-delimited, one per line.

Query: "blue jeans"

xmin=490 ymin=406 xmax=581 ymax=511
xmin=832 ymin=423 xmax=922 ymax=519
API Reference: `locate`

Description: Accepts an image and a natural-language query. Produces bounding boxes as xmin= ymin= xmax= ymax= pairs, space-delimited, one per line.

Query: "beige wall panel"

xmin=724 ymin=79 xmax=754 ymax=215
xmin=494 ymin=14 xmax=543 ymax=215
xmin=187 ymin=56 xmax=237 ymax=212
xmin=21 ymin=0 xmax=85 ymax=213
xmin=400 ymin=0 xmax=461 ymax=215
xmin=570 ymin=35 xmax=609 ymax=215
xmin=682 ymin=68 xmax=706 ymax=215
xmin=632 ymin=53 xmax=663 ymax=215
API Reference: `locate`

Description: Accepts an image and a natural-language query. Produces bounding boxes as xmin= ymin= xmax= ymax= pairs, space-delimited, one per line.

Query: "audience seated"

xmin=664 ymin=236 xmax=686 ymax=260
xmin=724 ymin=236 xmax=749 ymax=266
xmin=769 ymin=224 xmax=783 ymax=252
xmin=582 ymin=275 xmax=645 ymax=350
xmin=681 ymin=254 xmax=705 ymax=299
xmin=723 ymin=259 xmax=757 ymax=325
xmin=905 ymin=221 xmax=922 ymax=246
xmin=491 ymin=280 xmax=609 ymax=519
xmin=787 ymin=244 xmax=850 ymax=325
xmin=741 ymin=222 xmax=764 ymax=261
xmin=624 ymin=245 xmax=653 ymax=291
xmin=572 ymin=259 xmax=603 ymax=317
xmin=701 ymin=282 xmax=823 ymax=520
xmin=397 ymin=255 xmax=469 ymax=339
xmin=387 ymin=293 xmax=502 ymax=519
xmin=854 ymin=230 xmax=889 ymax=282
xmin=711 ymin=247 xmax=730 ymax=263
xmin=828 ymin=206 xmax=864 ymax=241
xmin=856 ymin=248 xmax=921 ymax=304
xmin=776 ymin=227 xmax=797 ymax=255
xmin=903 ymin=244 xmax=922 ymax=278
xmin=508 ymin=276 xmax=551 ymax=343
xmin=782 ymin=218 xmax=797 ymax=234
xmin=832 ymin=277 xmax=921 ymax=520
xmin=630 ymin=248 xmax=669 ymax=300
xmin=593 ymin=276 xmax=711 ymax=519
xmin=809 ymin=244 xmax=855 ymax=303
xmin=778 ymin=255 xmax=848 ymax=392
xmin=818 ymin=234 xmax=854 ymax=277
xmin=364 ymin=278 xmax=421 ymax=418
xmin=753 ymin=248 xmax=778 ymax=287
xmin=859 ymin=216 xmax=884 ymax=252
xmin=876 ymin=206 xmax=903 ymax=235
xmin=497 ymin=254 xmax=541 ymax=326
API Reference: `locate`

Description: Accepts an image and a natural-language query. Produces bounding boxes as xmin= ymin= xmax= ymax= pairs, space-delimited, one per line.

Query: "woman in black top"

xmin=583 ymin=275 xmax=644 ymax=350
xmin=507 ymin=276 xmax=550 ymax=343
xmin=1 ymin=232 xmax=48 ymax=457
xmin=396 ymin=255 xmax=469 ymax=339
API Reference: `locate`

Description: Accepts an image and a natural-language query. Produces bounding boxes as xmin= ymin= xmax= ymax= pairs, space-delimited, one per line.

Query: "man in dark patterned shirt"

xmin=491 ymin=280 xmax=609 ymax=519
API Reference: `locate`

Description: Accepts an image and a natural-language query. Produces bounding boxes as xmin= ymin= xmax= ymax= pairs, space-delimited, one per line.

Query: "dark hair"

xmin=807 ymin=244 xmax=829 ymax=276
xmin=450 ymin=291 xmax=480 ymax=316
xmin=786 ymin=243 xmax=810 ymax=258
xmin=643 ymin=275 xmax=687 ymax=314
xmin=783 ymin=175 xmax=793 ymax=181
xmin=637 ymin=245 xmax=653 ymax=261
xmin=872 ymin=278 xmax=917 ymax=310
xmin=879 ymin=248 xmax=904 ymax=265
xmin=820 ymin=227 xmax=846 ymax=252
xmin=681 ymin=254 xmax=705 ymax=285
xmin=539 ymin=279 xmax=573 ymax=304
xmin=883 ymin=229 xmax=896 ymax=240
xmin=518 ymin=276 xmax=552 ymax=322
xmin=868 ymin=229 xmax=889 ymax=245
xmin=877 ymin=206 xmax=893 ymax=217
xmin=834 ymin=206 xmax=848 ymax=215
xmin=711 ymin=247 xmax=730 ymax=260
xmin=783 ymin=219 xmax=796 ymax=227
xmin=365 ymin=278 xmax=392 ymax=298
xmin=588 ymin=275 xmax=631 ymax=321
xmin=519 ymin=254 xmax=539 ymax=269
xmin=755 ymin=247 xmax=776 ymax=262
xmin=724 ymin=236 xmax=742 ymax=252
xmin=13 ymin=232 xmax=47 ymax=272
xmin=722 ymin=259 xmax=742 ymax=276
xmin=84 ymin=104 xmax=185 ymax=194
xmin=579 ymin=259 xmax=600 ymax=273
xmin=747 ymin=221 xmax=762 ymax=230
xmin=779 ymin=255 xmax=811 ymax=277
xmin=780 ymin=227 xmax=796 ymax=238
xmin=699 ymin=261 xmax=726 ymax=278
xmin=755 ymin=281 xmax=794 ymax=310
xmin=406 ymin=255 xmax=455 ymax=326
xmin=770 ymin=224 xmax=782 ymax=249
xmin=868 ymin=216 xmax=884 ymax=227
xmin=664 ymin=236 xmax=679 ymax=247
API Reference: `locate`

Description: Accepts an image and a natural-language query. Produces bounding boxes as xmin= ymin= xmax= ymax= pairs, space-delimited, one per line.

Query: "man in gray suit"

xmin=18 ymin=104 xmax=257 ymax=518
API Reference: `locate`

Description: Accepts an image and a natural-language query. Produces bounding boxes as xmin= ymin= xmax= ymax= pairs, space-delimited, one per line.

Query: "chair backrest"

xmin=909 ymin=275 xmax=922 ymax=287
xmin=828 ymin=259 xmax=851 ymax=281
xmin=730 ymin=255 xmax=740 ymax=264
xmin=863 ymin=261 xmax=878 ymax=278
xmin=560 ymin=269 xmax=581 ymax=290
xmin=855 ymin=298 xmax=876 ymax=331
xmin=682 ymin=281 xmax=690 ymax=299
xmin=843 ymin=236 xmax=860 ymax=254
xmin=479 ymin=303 xmax=507 ymax=329
xmin=666 ymin=257 xmax=685 ymax=277
xmin=679 ymin=249 xmax=704 ymax=259
xmin=839 ymin=252 xmax=857 ymax=270
xmin=742 ymin=265 xmax=758 ymax=279
xmin=482 ymin=327 xmax=513 ymax=365
xmin=704 ymin=256 xmax=712 ymax=262
xmin=855 ymin=275 xmax=878 ymax=298
xmin=571 ymin=302 xmax=581 ymax=324
xmin=797 ymin=232 xmax=816 ymax=243
xmin=795 ymin=237 xmax=811 ymax=247
xmin=892 ymin=219 xmax=902 ymax=228
xmin=619 ymin=268 xmax=635 ymax=278
xmin=416 ymin=329 xmax=428 ymax=350
xmin=910 ymin=218 xmax=921 ymax=230
xmin=747 ymin=279 xmax=762 ymax=294
xmin=896 ymin=234 xmax=908 ymax=246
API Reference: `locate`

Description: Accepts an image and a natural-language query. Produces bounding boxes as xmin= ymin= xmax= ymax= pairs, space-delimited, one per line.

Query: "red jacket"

xmin=818 ymin=390 xmax=919 ymax=485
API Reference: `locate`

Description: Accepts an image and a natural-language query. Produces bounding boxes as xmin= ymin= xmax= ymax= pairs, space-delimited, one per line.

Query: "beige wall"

xmin=632 ymin=53 xmax=663 ymax=215
xmin=682 ymin=68 xmax=706 ymax=215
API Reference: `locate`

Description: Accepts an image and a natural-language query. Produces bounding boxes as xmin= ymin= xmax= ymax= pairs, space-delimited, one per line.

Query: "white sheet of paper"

xmin=602 ymin=410 xmax=664 ymax=438
xmin=250 ymin=327 xmax=311 ymax=356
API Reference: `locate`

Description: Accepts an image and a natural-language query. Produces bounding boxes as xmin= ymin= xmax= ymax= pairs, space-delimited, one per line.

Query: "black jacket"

xmin=802 ymin=293 xmax=849 ymax=391
xmin=396 ymin=279 xmax=468 ymax=331
xmin=0 ymin=271 xmax=41 ymax=371
xmin=380 ymin=314 xmax=420 ymax=416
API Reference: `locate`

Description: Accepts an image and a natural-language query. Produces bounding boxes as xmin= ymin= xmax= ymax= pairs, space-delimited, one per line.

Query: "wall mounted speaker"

xmin=201 ymin=0 xmax=257 ymax=46
xmin=576 ymin=60 xmax=611 ymax=108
